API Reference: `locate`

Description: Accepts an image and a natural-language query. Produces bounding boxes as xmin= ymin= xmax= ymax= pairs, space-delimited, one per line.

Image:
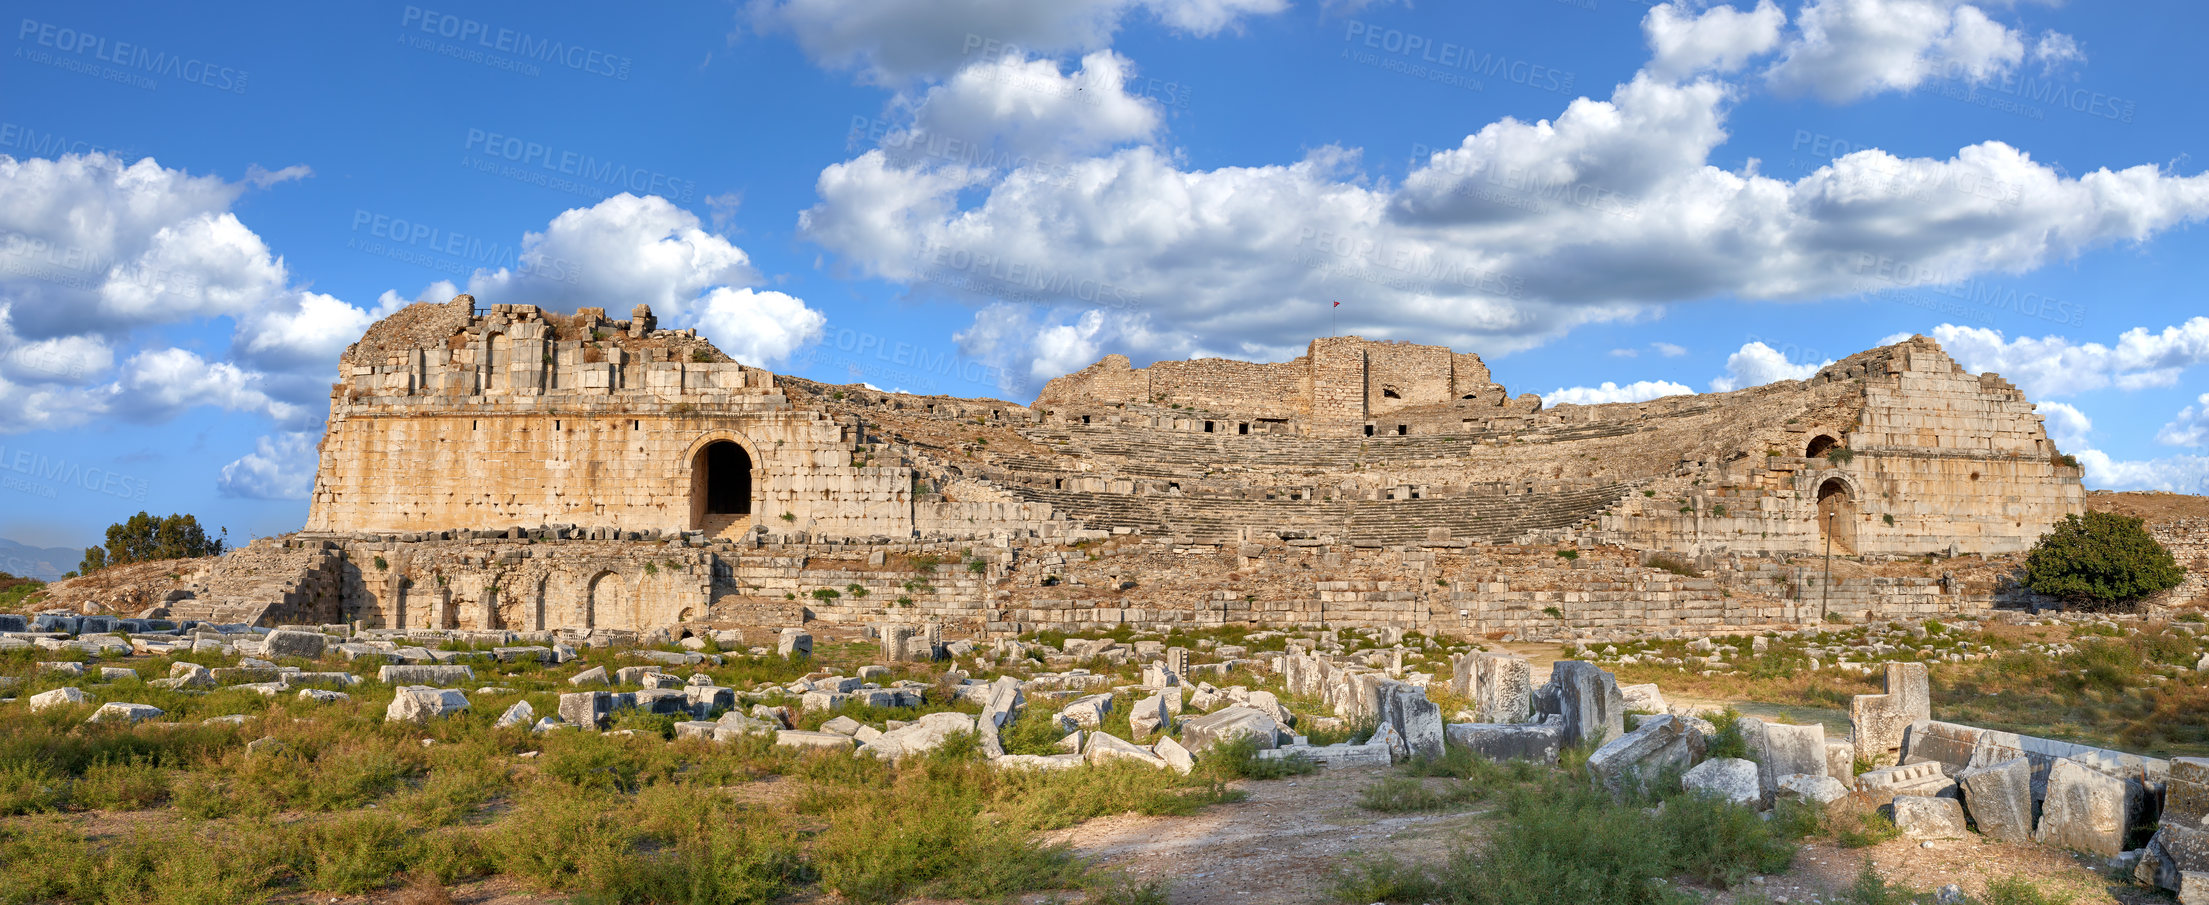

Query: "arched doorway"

xmin=1816 ymin=477 xmax=1857 ymax=554
xmin=1805 ymin=434 xmax=1839 ymax=458
xmin=586 ymin=571 xmax=624 ymax=630
xmin=690 ymin=439 xmax=754 ymax=532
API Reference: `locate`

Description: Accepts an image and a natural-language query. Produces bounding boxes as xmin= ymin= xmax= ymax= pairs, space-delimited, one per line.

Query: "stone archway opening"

xmin=586 ymin=570 xmax=624 ymax=630
xmin=1806 ymin=434 xmax=1840 ymax=458
xmin=690 ymin=439 xmax=755 ymax=536
xmin=1816 ymin=477 xmax=1857 ymax=554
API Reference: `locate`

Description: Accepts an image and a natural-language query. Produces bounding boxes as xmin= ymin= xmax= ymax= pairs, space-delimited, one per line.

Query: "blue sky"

xmin=2 ymin=0 xmax=2207 ymax=556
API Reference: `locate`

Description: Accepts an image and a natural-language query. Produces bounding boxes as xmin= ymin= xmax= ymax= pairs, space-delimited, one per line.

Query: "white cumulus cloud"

xmin=1932 ymin=318 xmax=2209 ymax=399
xmin=692 ymin=287 xmax=828 ymax=366
xmin=748 ymin=0 xmax=1285 ymax=84
xmin=1710 ymin=341 xmax=1832 ymax=391
xmin=1644 ymin=1 xmax=1786 ymax=80
xmin=1763 ymin=0 xmax=2044 ymax=102
xmin=217 ymin=432 xmax=320 ymax=500
xmin=2157 ymin=393 xmax=2209 ymax=448
xmin=1543 ymin=380 xmax=1697 ymax=406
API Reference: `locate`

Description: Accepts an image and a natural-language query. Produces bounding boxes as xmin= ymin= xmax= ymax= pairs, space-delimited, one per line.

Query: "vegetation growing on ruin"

xmin=2023 ymin=511 xmax=2186 ymax=606
xmin=74 ymin=512 xmax=227 ymax=576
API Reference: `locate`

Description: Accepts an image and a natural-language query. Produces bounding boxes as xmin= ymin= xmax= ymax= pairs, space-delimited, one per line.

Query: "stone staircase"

xmin=1005 ymin=482 xmax=1637 ymax=545
xmin=163 ymin=538 xmax=344 ymax=626
xmin=699 ymin=513 xmax=753 ymax=541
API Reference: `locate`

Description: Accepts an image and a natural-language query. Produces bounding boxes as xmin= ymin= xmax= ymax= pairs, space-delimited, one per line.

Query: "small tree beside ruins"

xmin=2023 ymin=511 xmax=2184 ymax=607
xmin=76 ymin=512 xmax=229 ymax=575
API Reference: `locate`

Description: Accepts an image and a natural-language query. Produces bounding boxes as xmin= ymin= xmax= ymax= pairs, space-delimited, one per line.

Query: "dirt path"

xmin=1043 ymin=767 xmax=1485 ymax=905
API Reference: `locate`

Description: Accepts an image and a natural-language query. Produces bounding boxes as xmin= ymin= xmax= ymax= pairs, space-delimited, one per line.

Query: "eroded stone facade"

xmin=161 ymin=301 xmax=2117 ymax=633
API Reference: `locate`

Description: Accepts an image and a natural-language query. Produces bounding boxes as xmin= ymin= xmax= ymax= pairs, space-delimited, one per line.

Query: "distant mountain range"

xmin=0 ymin=538 xmax=82 ymax=582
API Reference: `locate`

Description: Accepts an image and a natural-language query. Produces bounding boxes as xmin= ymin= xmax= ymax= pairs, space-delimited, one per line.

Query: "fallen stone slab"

xmin=1746 ymin=718 xmax=1827 ymax=807
xmin=1683 ymin=757 xmax=1761 ymax=808
xmin=1893 ymin=794 xmax=1969 ymax=839
xmin=1445 ymin=715 xmax=1565 ymax=765
xmin=1548 ymin=660 xmax=1626 ymax=749
xmin=386 ymin=686 xmax=469 ymax=723
xmin=994 ymin=753 xmax=1086 ymax=771
xmin=2036 ymin=756 xmax=2140 ymax=857
xmin=1177 ymin=705 xmax=1279 ymax=755
xmin=867 ymin=712 xmax=976 ymax=761
xmin=1084 ymin=730 xmax=1168 ymax=769
xmin=1378 ymin=682 xmax=1444 ymax=761
xmin=1587 ymin=714 xmax=1703 ymax=797
xmin=1155 ymin=734 xmax=1195 ymax=774
xmin=379 ymin=664 xmax=475 ymax=686
xmin=775 ymin=730 xmax=857 ymax=753
xmin=86 ymin=702 xmax=163 ymax=724
xmin=494 ymin=700 xmax=535 ymax=729
xmin=296 ymin=689 xmax=350 ymax=704
xmin=569 ymin=666 xmax=611 ymax=686
xmin=261 ymin=629 xmax=328 ymax=660
xmin=1776 ymin=773 xmax=1851 ymax=808
xmin=1264 ymin=741 xmax=1390 ymax=769
xmin=1957 ymin=757 xmax=2035 ymax=844
xmin=27 ymin=687 xmax=88 ymax=712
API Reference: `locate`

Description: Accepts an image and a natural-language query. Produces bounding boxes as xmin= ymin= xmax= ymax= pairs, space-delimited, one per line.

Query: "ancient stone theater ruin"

xmin=152 ymin=293 xmax=2090 ymax=635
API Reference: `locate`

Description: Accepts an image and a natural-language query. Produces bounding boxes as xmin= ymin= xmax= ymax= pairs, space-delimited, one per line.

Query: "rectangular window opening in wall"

xmin=1204 ymin=421 xmax=1215 ymax=433
xmin=1238 ymin=423 xmax=1249 ymax=435
xmin=1082 ymin=415 xmax=1091 ymax=424
xmin=555 ymin=420 xmax=561 ymax=431
xmin=1364 ymin=424 xmax=1375 ymax=437
xmin=1396 ymin=425 xmax=1408 ymax=436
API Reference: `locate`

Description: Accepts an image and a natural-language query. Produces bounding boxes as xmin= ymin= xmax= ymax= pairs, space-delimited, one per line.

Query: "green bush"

xmin=2024 ymin=511 xmax=2186 ymax=605
xmin=1703 ymin=707 xmax=1752 ymax=761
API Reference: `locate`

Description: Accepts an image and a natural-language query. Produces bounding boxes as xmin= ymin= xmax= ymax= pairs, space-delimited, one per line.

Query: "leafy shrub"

xmin=1703 ymin=707 xmax=1752 ymax=761
xmin=2024 ymin=511 xmax=2185 ymax=605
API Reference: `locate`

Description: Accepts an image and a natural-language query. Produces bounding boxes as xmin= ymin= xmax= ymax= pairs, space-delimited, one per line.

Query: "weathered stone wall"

xmin=307 ymin=296 xmax=922 ymax=539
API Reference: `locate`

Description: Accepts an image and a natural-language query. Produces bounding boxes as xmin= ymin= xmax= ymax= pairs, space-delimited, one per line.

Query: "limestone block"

xmin=1826 ymin=739 xmax=1857 ymax=782
xmin=27 ymin=687 xmax=88 ymax=712
xmin=1057 ymin=693 xmax=1113 ymax=730
xmin=1549 ymin=661 xmax=1626 ymax=749
xmin=1474 ymin=652 xmax=1533 ymax=724
xmin=1445 ymin=715 xmax=1566 ymax=764
xmin=86 ymin=702 xmax=163 ymax=724
xmin=261 ymin=629 xmax=329 ymax=660
xmin=994 ymin=753 xmax=1086 ymax=771
xmin=296 ymin=689 xmax=350 ymax=704
xmin=776 ymin=730 xmax=857 ymax=752
xmin=1850 ymin=662 xmax=1930 ymax=768
xmin=867 ymin=712 xmax=976 ymax=761
xmin=980 ymin=676 xmax=1023 ymax=728
xmin=1745 ymin=718 xmax=1827 ymax=807
xmin=1129 ymin=692 xmax=1171 ymax=739
xmin=1957 ymin=757 xmax=2035 ymax=844
xmin=777 ymin=629 xmax=812 ymax=658
xmin=1378 ymin=683 xmax=1445 ymax=761
xmin=615 ymin=666 xmax=663 ymax=685
xmin=386 ymin=686 xmax=469 ymax=723
xmin=1178 ymin=705 xmax=1280 ymax=755
xmin=819 ymin=715 xmax=863 ymax=736
xmin=1893 ymin=795 xmax=1970 ymax=838
xmin=1619 ymin=683 xmax=1667 ymax=714
xmin=2035 ymin=757 xmax=2139 ymax=857
xmin=1085 ymin=730 xmax=1169 ymax=769
xmin=1587 ymin=714 xmax=1704 ymax=797
xmin=1683 ymin=757 xmax=1761 ymax=807
xmin=494 ymin=700 xmax=535 ymax=729
xmin=800 ymin=691 xmax=848 ymax=712
xmin=380 ymin=664 xmax=475 ymax=686
xmin=1776 ymin=773 xmax=1851 ymax=808
xmin=1155 ymin=734 xmax=1196 ymax=774
xmin=559 ymin=690 xmax=613 ymax=728
xmin=1857 ymin=761 xmax=1957 ymax=807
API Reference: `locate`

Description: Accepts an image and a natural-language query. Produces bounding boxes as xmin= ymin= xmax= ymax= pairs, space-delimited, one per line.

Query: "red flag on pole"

xmin=1332 ymin=301 xmax=1340 ymax=307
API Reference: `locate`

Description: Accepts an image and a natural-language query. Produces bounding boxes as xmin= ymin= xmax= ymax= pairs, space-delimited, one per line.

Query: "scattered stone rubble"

xmin=8 ymin=610 xmax=2208 ymax=902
